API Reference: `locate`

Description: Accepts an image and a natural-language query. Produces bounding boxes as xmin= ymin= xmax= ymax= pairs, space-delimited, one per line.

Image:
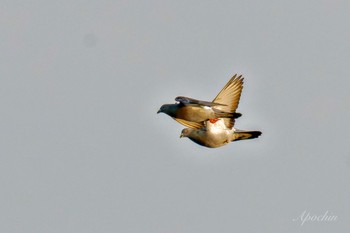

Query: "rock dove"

xmin=180 ymin=118 xmax=262 ymax=148
xmin=157 ymin=74 xmax=243 ymax=129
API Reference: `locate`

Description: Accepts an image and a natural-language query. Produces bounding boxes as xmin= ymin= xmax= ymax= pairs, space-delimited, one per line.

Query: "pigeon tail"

xmin=232 ymin=130 xmax=262 ymax=141
xmin=213 ymin=109 xmax=242 ymax=119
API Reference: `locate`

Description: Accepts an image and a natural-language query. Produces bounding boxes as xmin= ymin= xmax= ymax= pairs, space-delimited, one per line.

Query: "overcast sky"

xmin=1 ymin=0 xmax=350 ymax=232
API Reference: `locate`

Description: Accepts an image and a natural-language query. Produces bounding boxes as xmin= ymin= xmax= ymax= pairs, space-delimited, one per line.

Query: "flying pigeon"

xmin=180 ymin=118 xmax=262 ymax=148
xmin=157 ymin=75 xmax=243 ymax=129
xmin=178 ymin=74 xmax=262 ymax=148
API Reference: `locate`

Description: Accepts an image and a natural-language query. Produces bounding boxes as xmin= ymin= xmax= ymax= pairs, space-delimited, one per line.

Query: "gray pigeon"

xmin=180 ymin=117 xmax=262 ymax=148
xmin=157 ymin=75 xmax=243 ymax=129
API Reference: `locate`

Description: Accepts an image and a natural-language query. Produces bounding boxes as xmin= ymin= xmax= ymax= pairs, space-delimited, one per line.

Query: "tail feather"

xmin=232 ymin=130 xmax=262 ymax=141
xmin=214 ymin=110 xmax=242 ymax=119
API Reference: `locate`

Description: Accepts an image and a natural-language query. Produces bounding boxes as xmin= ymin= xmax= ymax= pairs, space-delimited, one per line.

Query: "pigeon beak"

xmin=157 ymin=109 xmax=161 ymax=114
xmin=179 ymin=133 xmax=184 ymax=138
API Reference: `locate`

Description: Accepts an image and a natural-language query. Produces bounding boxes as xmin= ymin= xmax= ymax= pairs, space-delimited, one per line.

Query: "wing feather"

xmin=173 ymin=118 xmax=204 ymax=129
xmin=175 ymin=96 xmax=226 ymax=107
xmin=212 ymin=74 xmax=244 ymax=129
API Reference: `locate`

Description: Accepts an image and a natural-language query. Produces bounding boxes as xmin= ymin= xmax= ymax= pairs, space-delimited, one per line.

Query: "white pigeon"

xmin=180 ymin=117 xmax=261 ymax=148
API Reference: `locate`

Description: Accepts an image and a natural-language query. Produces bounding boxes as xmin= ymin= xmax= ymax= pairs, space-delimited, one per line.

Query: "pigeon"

xmin=180 ymin=117 xmax=262 ymax=148
xmin=179 ymin=74 xmax=261 ymax=148
xmin=157 ymin=75 xmax=243 ymax=129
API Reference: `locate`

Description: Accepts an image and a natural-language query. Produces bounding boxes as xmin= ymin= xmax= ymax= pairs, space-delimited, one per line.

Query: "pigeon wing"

xmin=212 ymin=74 xmax=244 ymax=129
xmin=175 ymin=96 xmax=227 ymax=107
xmin=173 ymin=118 xmax=204 ymax=129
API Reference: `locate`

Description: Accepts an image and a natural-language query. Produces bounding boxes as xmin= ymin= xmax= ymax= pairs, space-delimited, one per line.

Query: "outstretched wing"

xmin=212 ymin=74 xmax=244 ymax=129
xmin=175 ymin=96 xmax=227 ymax=107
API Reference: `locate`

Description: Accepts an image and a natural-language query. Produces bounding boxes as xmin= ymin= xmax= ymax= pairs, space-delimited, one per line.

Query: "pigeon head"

xmin=180 ymin=128 xmax=193 ymax=138
xmin=157 ymin=104 xmax=176 ymax=116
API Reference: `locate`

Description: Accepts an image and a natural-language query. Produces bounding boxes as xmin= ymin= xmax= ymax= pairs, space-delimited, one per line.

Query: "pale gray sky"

xmin=1 ymin=0 xmax=350 ymax=232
